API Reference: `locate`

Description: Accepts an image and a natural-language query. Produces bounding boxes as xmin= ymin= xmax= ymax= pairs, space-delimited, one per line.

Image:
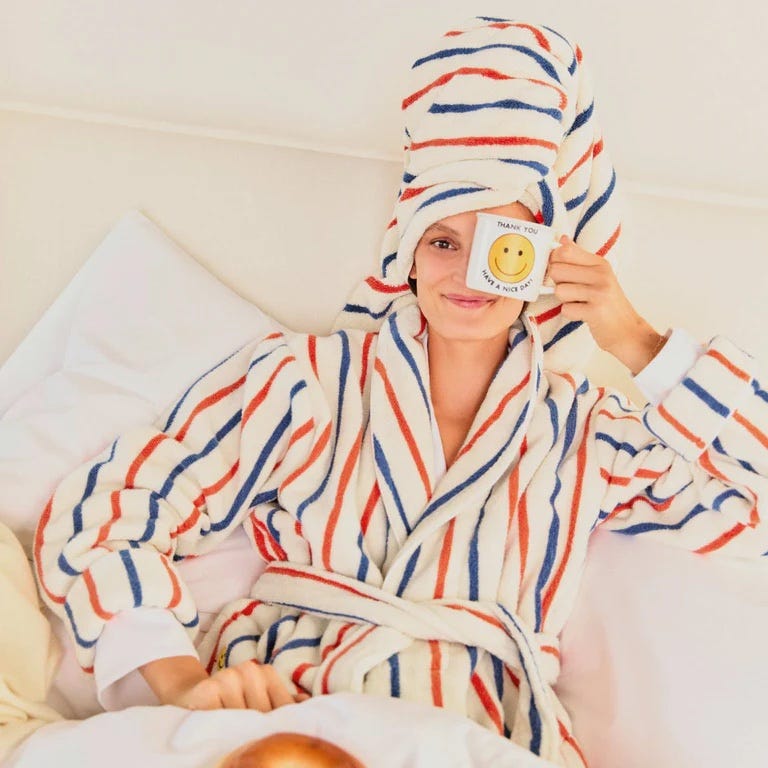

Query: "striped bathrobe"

xmin=35 ymin=303 xmax=767 ymax=767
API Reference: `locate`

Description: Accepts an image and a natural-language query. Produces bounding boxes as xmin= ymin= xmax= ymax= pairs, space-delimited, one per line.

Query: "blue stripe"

xmin=415 ymin=186 xmax=485 ymax=213
xmin=139 ymin=493 xmax=161 ymax=542
xmin=402 ymin=171 xmax=416 ymax=184
xmin=72 ymin=441 xmax=118 ymax=535
xmin=119 ymin=550 xmax=143 ymax=606
xmin=343 ymin=301 xmax=395 ymax=320
xmin=356 ymin=531 xmax=370 ymax=581
xmin=251 ymin=489 xmax=278 ymax=506
xmin=211 ymin=388 xmax=305 ymax=533
xmin=396 ymin=546 xmax=421 ymax=597
xmin=262 ymin=598 xmax=371 ymax=625
xmin=388 ymin=314 xmax=431 ymax=414
xmin=224 ymin=634 xmax=260 ymax=667
xmin=264 ymin=614 xmax=298 ymax=661
xmin=429 ymin=99 xmax=561 ymax=121
xmin=567 ymin=101 xmax=593 ymax=136
xmin=468 ymin=493 xmax=491 ymax=600
xmin=510 ymin=327 xmax=528 ymax=351
xmin=683 ymin=377 xmax=730 ymax=417
xmin=500 ymin=158 xmax=550 ymax=177
xmin=492 ymin=654 xmax=504 ymax=699
xmin=477 ymin=15 xmax=508 ymax=21
xmin=712 ymin=436 xmax=756 ymax=473
xmin=273 ymin=636 xmax=321 ymax=659
xmin=416 ymin=403 xmax=530 ymax=527
xmin=596 ymin=432 xmax=640 ymax=456
xmin=265 ymin=506 xmax=283 ymax=548
xmin=64 ymin=602 xmax=98 ymax=649
xmin=712 ymin=488 xmax=745 ymax=512
xmin=574 ymin=169 xmax=616 ymax=240
xmin=615 ymin=504 xmax=706 ymax=535
xmin=534 ymin=398 xmax=578 ymax=631
xmin=388 ymin=654 xmax=401 ymax=696
xmin=467 ymin=645 xmax=479 ymax=673
xmin=413 ymin=44 xmax=561 ymax=84
xmin=373 ymin=435 xmax=411 ymax=535
xmin=538 ymin=180 xmax=554 ymax=226
xmin=752 ymin=379 xmax=767 ymax=402
xmin=162 ymin=346 xmax=244 ymax=431
xmin=158 ymin=410 xmax=243 ymax=499
xmin=542 ymin=320 xmax=582 ymax=352
xmin=382 ymin=252 xmax=397 ymax=278
xmin=564 ymin=190 xmax=587 ymax=211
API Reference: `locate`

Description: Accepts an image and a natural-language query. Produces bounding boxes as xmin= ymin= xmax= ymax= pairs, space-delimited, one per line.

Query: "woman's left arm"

xmin=549 ymin=239 xmax=768 ymax=555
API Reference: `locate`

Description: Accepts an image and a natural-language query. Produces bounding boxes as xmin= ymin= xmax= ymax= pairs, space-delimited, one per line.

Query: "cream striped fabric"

xmin=335 ymin=17 xmax=621 ymax=373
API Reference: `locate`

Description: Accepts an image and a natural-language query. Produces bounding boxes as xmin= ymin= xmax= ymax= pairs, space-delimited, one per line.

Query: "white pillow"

xmin=1 ymin=211 xmax=766 ymax=768
xmin=0 ymin=211 xmax=278 ymax=551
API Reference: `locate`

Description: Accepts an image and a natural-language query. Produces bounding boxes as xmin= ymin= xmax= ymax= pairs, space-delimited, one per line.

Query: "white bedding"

xmin=2 ymin=212 xmax=767 ymax=767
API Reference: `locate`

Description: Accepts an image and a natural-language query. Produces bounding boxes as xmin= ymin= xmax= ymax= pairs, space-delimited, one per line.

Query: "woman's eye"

xmin=432 ymin=239 xmax=455 ymax=250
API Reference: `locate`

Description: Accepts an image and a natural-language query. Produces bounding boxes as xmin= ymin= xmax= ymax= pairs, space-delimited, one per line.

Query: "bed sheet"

xmin=6 ymin=694 xmax=559 ymax=768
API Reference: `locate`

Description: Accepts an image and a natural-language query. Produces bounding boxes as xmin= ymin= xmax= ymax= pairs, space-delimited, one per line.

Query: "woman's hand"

xmin=546 ymin=236 xmax=667 ymax=374
xmin=140 ymin=655 xmax=309 ymax=711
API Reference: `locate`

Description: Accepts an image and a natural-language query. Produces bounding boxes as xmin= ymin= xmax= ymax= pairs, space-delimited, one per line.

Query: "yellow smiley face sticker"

xmin=487 ymin=233 xmax=536 ymax=284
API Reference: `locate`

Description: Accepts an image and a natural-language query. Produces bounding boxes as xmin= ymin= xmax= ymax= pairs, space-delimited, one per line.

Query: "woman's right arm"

xmin=34 ymin=331 xmax=317 ymax=676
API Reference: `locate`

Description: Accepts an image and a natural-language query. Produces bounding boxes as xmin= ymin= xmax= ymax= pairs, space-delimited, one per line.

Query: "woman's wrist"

xmin=606 ymin=322 xmax=668 ymax=376
xmin=139 ymin=655 xmax=208 ymax=705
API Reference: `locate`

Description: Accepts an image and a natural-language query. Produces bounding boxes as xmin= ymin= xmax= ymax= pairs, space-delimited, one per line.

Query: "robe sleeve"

xmin=34 ymin=332 xmax=318 ymax=670
xmin=592 ymin=335 xmax=768 ymax=557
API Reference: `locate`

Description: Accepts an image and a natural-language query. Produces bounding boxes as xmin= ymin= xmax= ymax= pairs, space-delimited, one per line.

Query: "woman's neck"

xmin=427 ymin=329 xmax=509 ymax=425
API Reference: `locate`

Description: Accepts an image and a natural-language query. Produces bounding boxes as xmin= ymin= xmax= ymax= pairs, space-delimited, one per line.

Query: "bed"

xmin=2 ymin=4 xmax=767 ymax=767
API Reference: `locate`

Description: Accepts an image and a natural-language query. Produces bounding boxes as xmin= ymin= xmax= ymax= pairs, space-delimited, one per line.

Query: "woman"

xmin=34 ymin=18 xmax=767 ymax=767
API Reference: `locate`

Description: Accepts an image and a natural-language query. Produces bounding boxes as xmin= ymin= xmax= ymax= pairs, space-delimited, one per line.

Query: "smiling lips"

xmin=444 ymin=293 xmax=494 ymax=309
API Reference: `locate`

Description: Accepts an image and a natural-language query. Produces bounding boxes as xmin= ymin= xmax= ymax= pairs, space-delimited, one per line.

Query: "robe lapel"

xmin=369 ymin=306 xmax=437 ymax=548
xmin=381 ymin=311 xmax=544 ymax=594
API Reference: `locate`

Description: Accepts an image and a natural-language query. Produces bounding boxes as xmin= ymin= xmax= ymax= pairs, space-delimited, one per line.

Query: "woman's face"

xmin=410 ymin=201 xmax=534 ymax=344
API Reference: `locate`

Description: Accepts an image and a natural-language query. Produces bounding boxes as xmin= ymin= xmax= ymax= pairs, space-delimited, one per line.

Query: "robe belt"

xmin=251 ymin=560 xmax=561 ymax=697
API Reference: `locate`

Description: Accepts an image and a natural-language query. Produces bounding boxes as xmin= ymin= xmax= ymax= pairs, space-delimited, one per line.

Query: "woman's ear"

xmin=409 ymin=262 xmax=416 ymax=279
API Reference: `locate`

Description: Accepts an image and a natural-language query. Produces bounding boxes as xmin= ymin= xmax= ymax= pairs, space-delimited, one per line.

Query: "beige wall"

xmin=2 ymin=109 xmax=766 ymax=401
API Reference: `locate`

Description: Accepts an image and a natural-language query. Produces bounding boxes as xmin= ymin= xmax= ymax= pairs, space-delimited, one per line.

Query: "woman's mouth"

xmin=443 ymin=293 xmax=494 ymax=309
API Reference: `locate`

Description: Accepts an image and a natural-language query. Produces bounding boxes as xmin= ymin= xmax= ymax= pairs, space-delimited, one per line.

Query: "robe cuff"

xmin=642 ymin=336 xmax=755 ymax=461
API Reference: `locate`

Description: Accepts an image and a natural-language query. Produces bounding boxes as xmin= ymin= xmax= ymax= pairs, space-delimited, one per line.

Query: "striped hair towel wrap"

xmin=335 ymin=17 xmax=622 ymax=372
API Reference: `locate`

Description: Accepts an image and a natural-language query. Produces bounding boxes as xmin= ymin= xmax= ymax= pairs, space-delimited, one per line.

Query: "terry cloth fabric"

xmin=35 ymin=306 xmax=768 ymax=766
xmin=334 ymin=17 xmax=621 ymax=373
xmin=0 ymin=523 xmax=62 ymax=761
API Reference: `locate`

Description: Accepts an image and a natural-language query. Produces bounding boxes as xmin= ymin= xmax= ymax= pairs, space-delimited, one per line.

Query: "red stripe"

xmin=243 ymin=356 xmax=295 ymax=426
xmin=657 ymin=404 xmax=705 ymax=449
xmin=83 ymin=570 xmax=114 ymax=620
xmin=706 ymin=349 xmax=750 ymax=381
xmin=250 ymin=515 xmax=278 ymax=561
xmin=321 ymin=626 xmax=376 ymax=694
xmin=176 ymin=377 xmax=246 ymax=442
xmin=160 ymin=555 xmax=182 ymax=609
xmin=399 ymin=185 xmax=432 ymax=202
xmin=457 ymin=372 xmax=530 ymax=460
xmin=695 ymin=523 xmax=745 ymax=554
xmin=360 ymin=483 xmax=381 ymax=535
xmin=34 ymin=500 xmax=65 ymax=605
xmin=126 ymin=434 xmax=167 ymax=488
xmin=518 ymin=487 xmax=530 ymax=588
xmin=471 ymin=672 xmax=504 ymax=734
xmin=533 ymin=304 xmax=562 ymax=324
xmin=375 ymin=358 xmax=432 ymax=498
xmin=322 ymin=427 xmax=364 ymax=570
xmin=542 ymin=417 xmax=591 ymax=622
xmin=734 ymin=410 xmax=768 ymax=449
xmin=444 ymin=603 xmax=505 ymax=631
xmin=599 ymin=466 xmax=664 ymax=486
xmin=434 ymin=518 xmax=455 ymax=598
xmin=280 ymin=422 xmax=332 ymax=492
xmin=322 ymin=623 xmax=354 ymax=661
xmin=410 ymin=136 xmax=558 ymax=152
xmin=359 ymin=333 xmax=375 ymax=393
xmin=558 ymin=720 xmax=588 ymax=767
xmin=429 ymin=640 xmax=444 ymax=706
xmin=205 ymin=600 xmax=261 ymax=673
xmin=505 ymin=665 xmax=521 ymax=688
xmin=95 ymin=490 xmax=123 ymax=546
xmin=596 ymin=224 xmax=621 ymax=257
xmin=291 ymin=662 xmax=313 ymax=690
xmin=558 ymin=142 xmax=594 ymax=187
xmin=268 ymin=565 xmax=376 ymax=601
xmin=597 ymin=406 xmax=641 ymax=424
xmin=274 ymin=418 xmax=315 ymax=472
xmin=308 ymin=336 xmax=318 ymax=379
xmin=365 ymin=276 xmax=410 ymax=294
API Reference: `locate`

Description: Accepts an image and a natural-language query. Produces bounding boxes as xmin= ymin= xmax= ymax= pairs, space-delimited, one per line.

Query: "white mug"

xmin=465 ymin=213 xmax=558 ymax=301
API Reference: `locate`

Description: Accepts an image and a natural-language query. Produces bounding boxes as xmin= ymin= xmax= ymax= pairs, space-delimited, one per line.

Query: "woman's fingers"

xmin=262 ymin=665 xmax=299 ymax=709
xmin=212 ymin=668 xmax=248 ymax=709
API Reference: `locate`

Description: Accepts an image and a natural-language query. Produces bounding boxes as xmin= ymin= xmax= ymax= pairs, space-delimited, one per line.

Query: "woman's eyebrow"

xmin=424 ymin=223 xmax=461 ymax=237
